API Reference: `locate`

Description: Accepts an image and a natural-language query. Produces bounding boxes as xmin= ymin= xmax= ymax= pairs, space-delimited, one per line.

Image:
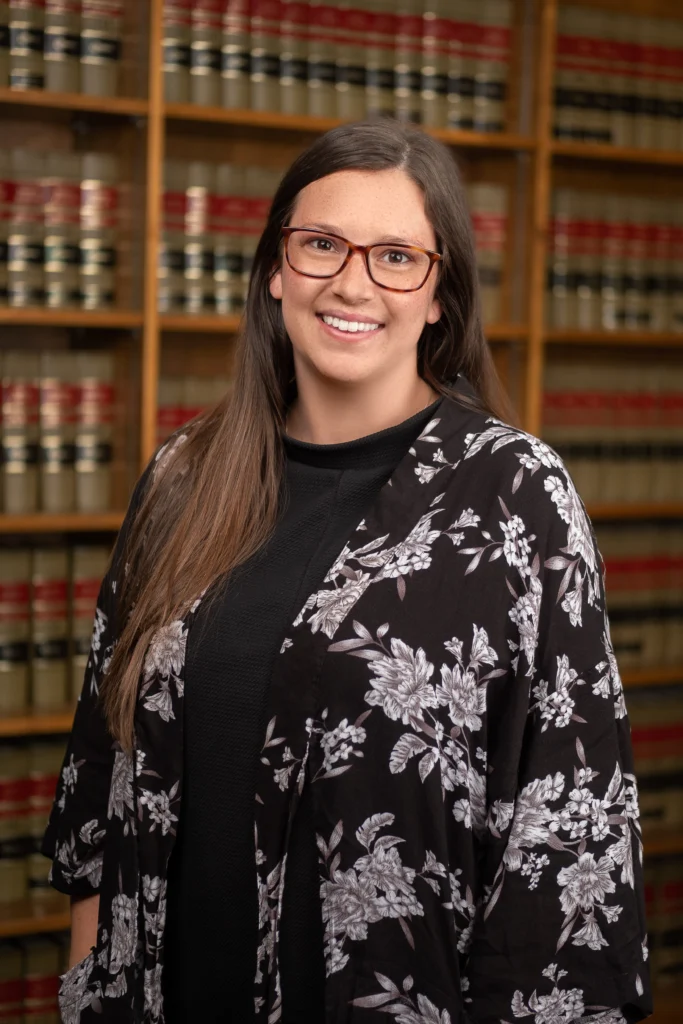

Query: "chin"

xmin=306 ymin=350 xmax=380 ymax=387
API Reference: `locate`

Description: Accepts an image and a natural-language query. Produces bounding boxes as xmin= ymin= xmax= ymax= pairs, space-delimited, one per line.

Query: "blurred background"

xmin=0 ymin=0 xmax=681 ymax=1017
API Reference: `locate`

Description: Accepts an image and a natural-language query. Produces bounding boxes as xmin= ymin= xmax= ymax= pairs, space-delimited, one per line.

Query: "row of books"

xmin=645 ymin=854 xmax=683 ymax=993
xmin=1 ymin=350 xmax=116 ymax=515
xmin=546 ymin=189 xmax=683 ymax=334
xmin=596 ymin=524 xmax=683 ymax=671
xmin=157 ymin=374 xmax=230 ymax=444
xmin=159 ymin=157 xmax=509 ymax=323
xmin=554 ymin=6 xmax=683 ymax=152
xmin=0 ymin=738 xmax=66 ymax=906
xmin=0 ymin=148 xmax=121 ymax=311
xmin=629 ymin=687 xmax=683 ymax=837
xmin=543 ymin=361 xmax=683 ymax=506
xmin=1 ymin=543 xmax=109 ymax=714
xmin=163 ymin=0 xmax=513 ymax=132
xmin=0 ymin=934 xmax=69 ymax=1023
xmin=1 ymin=0 xmax=123 ymax=97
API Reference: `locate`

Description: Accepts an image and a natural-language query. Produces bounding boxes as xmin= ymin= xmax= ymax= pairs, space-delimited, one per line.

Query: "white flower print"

xmin=143 ymin=620 xmax=187 ymax=682
xmin=307 ymin=572 xmax=373 ymax=638
xmin=109 ymin=892 xmax=138 ymax=974
xmin=436 ymin=664 xmax=486 ymax=730
xmin=107 ymin=750 xmax=135 ymax=830
xmin=138 ymin=786 xmax=179 ymax=835
xmin=351 ymin=970 xmax=453 ymax=1022
xmin=61 ymin=754 xmax=81 ymax=796
xmin=511 ymin=963 xmax=584 ymax=1023
xmin=58 ymin=953 xmax=100 ymax=1024
xmin=529 ymin=654 xmax=586 ymax=731
xmin=543 ymin=476 xmax=596 ymax=573
xmin=557 ymin=853 xmax=616 ymax=916
xmin=90 ymin=606 xmax=107 ymax=654
xmin=364 ymin=639 xmax=437 ymax=725
xmin=595 ymin=615 xmax=627 ymax=719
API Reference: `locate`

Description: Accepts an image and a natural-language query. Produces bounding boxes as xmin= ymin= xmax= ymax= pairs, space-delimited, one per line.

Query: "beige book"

xmin=75 ymin=351 xmax=114 ymax=513
xmin=622 ymin=195 xmax=649 ymax=331
xmin=279 ymin=0 xmax=307 ymax=116
xmin=609 ymin=13 xmax=637 ymax=148
xmin=80 ymin=0 xmax=122 ymax=97
xmin=573 ymin=191 xmax=602 ymax=332
xmin=31 ymin=547 xmax=69 ymax=711
xmin=221 ymin=0 xmax=250 ymax=109
xmin=184 ymin=160 xmax=215 ymax=315
xmin=648 ymin=197 xmax=672 ymax=333
xmin=27 ymin=740 xmax=64 ymax=903
xmin=0 ymin=148 xmax=8 ymax=305
xmin=8 ymin=0 xmax=45 ymax=90
xmin=8 ymin=149 xmax=44 ymax=309
xmin=394 ymin=0 xmax=421 ymax=124
xmin=1 ymin=350 xmax=40 ymax=515
xmin=0 ymin=941 xmax=23 ymax=1024
xmin=190 ymin=0 xmax=222 ymax=106
xmin=39 ymin=351 xmax=78 ymax=514
xmin=22 ymin=936 xmax=61 ymax=1022
xmin=364 ymin=0 xmax=394 ymax=119
xmin=420 ymin=0 xmax=448 ymax=128
xmin=0 ymin=743 xmax=30 ymax=904
xmin=214 ymin=162 xmax=245 ymax=317
xmin=0 ymin=3 xmax=9 ymax=88
xmin=600 ymin=193 xmax=627 ymax=332
xmin=335 ymin=0 xmax=367 ymax=120
xmin=163 ymin=0 xmax=192 ymax=104
xmin=0 ymin=548 xmax=31 ymax=714
xmin=157 ymin=377 xmax=185 ymax=446
xmin=44 ymin=0 xmax=80 ymax=94
xmin=158 ymin=159 xmax=188 ymax=315
xmin=472 ymin=0 xmax=512 ymax=134
xmin=307 ymin=0 xmax=337 ymax=118
xmin=80 ymin=151 xmax=119 ymax=311
xmin=249 ymin=0 xmax=280 ymax=112
xmin=632 ymin=16 xmax=659 ymax=151
xmin=547 ymin=189 xmax=574 ymax=330
xmin=44 ymin=151 xmax=82 ymax=310
xmin=70 ymin=544 xmax=109 ymax=702
xmin=553 ymin=6 xmax=582 ymax=142
xmin=466 ymin=181 xmax=507 ymax=325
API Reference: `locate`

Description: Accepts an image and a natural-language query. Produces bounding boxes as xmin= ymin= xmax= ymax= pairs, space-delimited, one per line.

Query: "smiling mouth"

xmin=316 ymin=313 xmax=384 ymax=335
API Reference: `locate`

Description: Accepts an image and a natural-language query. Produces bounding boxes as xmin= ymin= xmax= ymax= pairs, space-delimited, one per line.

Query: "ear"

xmin=426 ymin=294 xmax=441 ymax=324
xmin=269 ymin=266 xmax=283 ymax=301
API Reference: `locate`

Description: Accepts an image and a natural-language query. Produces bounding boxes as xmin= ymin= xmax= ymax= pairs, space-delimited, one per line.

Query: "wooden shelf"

xmin=0 ymin=895 xmax=70 ymax=939
xmin=164 ymin=103 xmax=535 ymax=151
xmin=160 ymin=313 xmax=242 ymax=333
xmin=643 ymin=829 xmax=683 ymax=858
xmin=0 ymin=512 xmax=124 ymax=534
xmin=622 ymin=666 xmax=683 ymax=689
xmin=546 ymin=328 xmax=683 ymax=348
xmin=586 ymin=503 xmax=683 ymax=521
xmin=0 ymin=87 xmax=148 ymax=117
xmin=552 ymin=139 xmax=683 ymax=168
xmin=0 ymin=708 xmax=75 ymax=739
xmin=0 ymin=308 xmax=144 ymax=329
xmin=651 ymin=997 xmax=681 ymax=1024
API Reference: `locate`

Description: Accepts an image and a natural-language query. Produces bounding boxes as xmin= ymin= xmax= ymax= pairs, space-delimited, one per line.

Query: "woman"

xmin=43 ymin=120 xmax=651 ymax=1024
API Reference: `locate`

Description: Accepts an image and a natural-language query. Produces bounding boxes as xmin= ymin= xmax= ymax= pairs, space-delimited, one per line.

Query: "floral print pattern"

xmin=42 ymin=383 xmax=651 ymax=1023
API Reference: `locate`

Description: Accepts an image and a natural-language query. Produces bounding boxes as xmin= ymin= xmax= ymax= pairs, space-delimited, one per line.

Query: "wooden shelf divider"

xmin=644 ymin=829 xmax=683 ymax=858
xmin=546 ymin=328 xmax=683 ymax=348
xmin=586 ymin=503 xmax=683 ymax=521
xmin=0 ymin=897 xmax=70 ymax=940
xmin=0 ymin=309 xmax=143 ymax=328
xmin=622 ymin=666 xmax=683 ymax=688
xmin=552 ymin=138 xmax=683 ymax=168
xmin=0 ymin=512 xmax=124 ymax=534
xmin=0 ymin=87 xmax=148 ymax=117
xmin=0 ymin=708 xmax=75 ymax=738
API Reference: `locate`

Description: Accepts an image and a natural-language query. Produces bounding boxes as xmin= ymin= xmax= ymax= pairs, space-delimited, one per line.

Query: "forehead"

xmin=291 ymin=168 xmax=436 ymax=248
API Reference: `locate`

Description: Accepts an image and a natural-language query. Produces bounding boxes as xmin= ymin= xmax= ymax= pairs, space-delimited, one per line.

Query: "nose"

xmin=331 ymin=249 xmax=375 ymax=303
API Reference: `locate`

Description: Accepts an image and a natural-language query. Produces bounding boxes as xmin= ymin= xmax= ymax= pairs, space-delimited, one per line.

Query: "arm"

xmin=69 ymin=894 xmax=100 ymax=969
xmin=464 ymin=454 xmax=651 ymax=1023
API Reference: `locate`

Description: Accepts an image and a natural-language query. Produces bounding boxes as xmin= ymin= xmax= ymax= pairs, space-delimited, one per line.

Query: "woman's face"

xmin=269 ymin=168 xmax=442 ymax=391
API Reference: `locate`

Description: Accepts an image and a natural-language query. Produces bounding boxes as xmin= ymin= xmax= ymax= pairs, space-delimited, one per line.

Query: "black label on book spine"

xmin=81 ymin=245 xmax=117 ymax=270
xmin=0 ymin=641 xmax=30 ymax=664
xmin=215 ymin=251 xmax=243 ymax=276
xmin=75 ymin=439 xmax=113 ymax=467
xmin=34 ymin=638 xmax=69 ymax=661
xmin=222 ymin=48 xmax=250 ymax=75
xmin=395 ymin=68 xmax=421 ymax=93
xmin=40 ymin=440 xmax=77 ymax=467
xmin=191 ymin=43 xmax=221 ymax=72
xmin=280 ymin=56 xmax=307 ymax=82
xmin=44 ymin=28 xmax=80 ymax=59
xmin=0 ymin=837 xmax=31 ymax=860
xmin=336 ymin=63 xmax=365 ymax=88
xmin=45 ymin=241 xmax=81 ymax=270
xmin=250 ymin=52 xmax=280 ymax=79
xmin=1 ymin=439 xmax=40 ymax=467
xmin=0 ymin=24 xmax=10 ymax=49
xmin=308 ymin=59 xmax=336 ymax=85
xmin=9 ymin=25 xmax=44 ymax=54
xmin=367 ymin=68 xmax=395 ymax=92
xmin=8 ymin=240 xmax=44 ymax=267
xmin=81 ymin=34 xmax=121 ymax=63
xmin=163 ymin=40 xmax=191 ymax=70
xmin=9 ymin=69 xmax=44 ymax=89
xmin=474 ymin=79 xmax=505 ymax=102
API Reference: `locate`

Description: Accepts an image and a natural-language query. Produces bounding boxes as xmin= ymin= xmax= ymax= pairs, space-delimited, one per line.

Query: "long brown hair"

xmin=103 ymin=118 xmax=518 ymax=751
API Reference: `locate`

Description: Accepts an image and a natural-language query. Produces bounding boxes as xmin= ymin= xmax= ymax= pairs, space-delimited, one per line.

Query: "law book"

xmin=7 ymin=148 xmax=45 ymax=309
xmin=278 ymin=0 xmax=307 ymax=115
xmin=622 ymin=196 xmax=650 ymax=331
xmin=221 ymin=0 xmax=250 ymax=109
xmin=43 ymin=151 xmax=81 ymax=310
xmin=0 ymin=741 xmax=30 ymax=904
xmin=0 ymin=1 xmax=9 ymax=87
xmin=8 ymin=0 xmax=44 ymax=90
xmin=249 ymin=0 xmax=280 ymax=112
xmin=647 ymin=856 xmax=683 ymax=992
xmin=80 ymin=0 xmax=122 ymax=97
xmin=31 ymin=547 xmax=70 ymax=711
xmin=44 ymin=0 xmax=81 ymax=93
xmin=420 ymin=0 xmax=448 ymax=128
xmin=653 ymin=18 xmax=683 ymax=153
xmin=1 ymin=351 xmax=40 ymax=514
xmin=307 ymin=0 xmax=338 ymax=118
xmin=158 ymin=158 xmax=188 ymax=315
xmin=162 ymin=0 xmax=192 ymax=103
xmin=157 ymin=375 xmax=231 ymax=443
xmin=22 ymin=936 xmax=60 ymax=1020
xmin=190 ymin=0 xmax=222 ymax=106
xmin=364 ymin=0 xmax=394 ymax=119
xmin=75 ymin=351 xmax=114 ymax=512
xmin=0 ymin=149 xmax=9 ymax=306
xmin=39 ymin=351 xmax=78 ymax=514
xmin=445 ymin=0 xmax=476 ymax=132
xmin=472 ymin=0 xmax=511 ymax=134
xmin=670 ymin=199 xmax=683 ymax=331
xmin=393 ymin=0 xmax=421 ymax=124
xmin=0 ymin=942 xmax=23 ymax=1022
xmin=334 ymin=0 xmax=367 ymax=120
xmin=157 ymin=376 xmax=185 ymax=445
xmin=213 ymin=161 xmax=245 ymax=316
xmin=80 ymin=151 xmax=118 ymax=310
xmin=184 ymin=159 xmax=215 ymax=315
xmin=70 ymin=544 xmax=109 ymax=702
xmin=241 ymin=165 xmax=276 ymax=305
xmin=26 ymin=741 xmax=64 ymax=904
xmin=466 ymin=181 xmax=507 ymax=326
xmin=647 ymin=196 xmax=673 ymax=332
xmin=0 ymin=548 xmax=31 ymax=714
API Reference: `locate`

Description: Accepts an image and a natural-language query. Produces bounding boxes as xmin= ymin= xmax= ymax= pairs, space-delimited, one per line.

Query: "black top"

xmin=162 ymin=398 xmax=442 ymax=1023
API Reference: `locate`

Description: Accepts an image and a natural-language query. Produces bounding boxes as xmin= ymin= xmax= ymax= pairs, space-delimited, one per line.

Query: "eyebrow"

xmin=300 ymin=221 xmax=431 ymax=249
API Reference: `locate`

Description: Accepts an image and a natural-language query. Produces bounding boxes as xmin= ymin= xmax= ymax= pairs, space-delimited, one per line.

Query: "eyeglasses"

xmin=281 ymin=226 xmax=442 ymax=293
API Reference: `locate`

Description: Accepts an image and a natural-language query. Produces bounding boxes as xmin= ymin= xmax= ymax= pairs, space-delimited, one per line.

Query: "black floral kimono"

xmin=43 ymin=383 xmax=652 ymax=1024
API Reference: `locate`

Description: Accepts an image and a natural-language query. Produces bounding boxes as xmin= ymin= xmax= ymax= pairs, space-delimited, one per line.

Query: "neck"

xmin=285 ymin=371 xmax=439 ymax=445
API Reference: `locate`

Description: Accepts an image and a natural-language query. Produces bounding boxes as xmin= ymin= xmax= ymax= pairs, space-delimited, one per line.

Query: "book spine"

xmin=363 ymin=0 xmax=394 ymax=119
xmin=26 ymin=741 xmax=63 ymax=899
xmin=600 ymin=192 xmax=627 ymax=331
xmin=157 ymin=376 xmax=185 ymax=444
xmin=158 ymin=159 xmax=188 ymax=314
xmin=249 ymin=0 xmax=281 ymax=112
xmin=622 ymin=196 xmax=650 ymax=331
xmin=44 ymin=0 xmax=80 ymax=93
xmin=466 ymin=181 xmax=507 ymax=325
xmin=472 ymin=0 xmax=511 ymax=134
xmin=9 ymin=0 xmax=45 ymax=90
xmin=163 ymin=0 xmax=192 ymax=103
xmin=221 ymin=0 xmax=250 ymax=109
xmin=633 ymin=18 xmax=659 ymax=151
xmin=0 ymin=550 xmax=31 ymax=713
xmin=39 ymin=352 xmax=78 ymax=513
xmin=547 ymin=188 xmax=573 ymax=330
xmin=80 ymin=0 xmax=121 ymax=97
xmin=75 ymin=351 xmax=114 ymax=512
xmin=22 ymin=937 xmax=60 ymax=1015
xmin=8 ymin=149 xmax=45 ymax=309
xmin=0 ymin=745 xmax=31 ymax=903
xmin=307 ymin=0 xmax=338 ymax=118
xmin=31 ymin=547 xmax=70 ymax=710
xmin=278 ymin=0 xmax=307 ymax=115
xmin=190 ymin=0 xmax=223 ymax=106
xmin=0 ymin=149 xmax=9 ymax=305
xmin=184 ymin=160 xmax=215 ymax=314
xmin=573 ymin=191 xmax=602 ymax=332
xmin=648 ymin=197 xmax=672 ymax=332
xmin=334 ymin=1 xmax=367 ymax=121
xmin=0 ymin=2 xmax=9 ymax=87
xmin=393 ymin=0 xmax=421 ymax=125
xmin=420 ymin=0 xmax=447 ymax=128
xmin=213 ymin=161 xmax=246 ymax=316
xmin=43 ymin=152 xmax=82 ymax=309
xmin=0 ymin=351 xmax=40 ymax=514
xmin=0 ymin=946 xmax=23 ymax=1021
xmin=70 ymin=544 xmax=108 ymax=700
xmin=80 ymin=151 xmax=118 ymax=310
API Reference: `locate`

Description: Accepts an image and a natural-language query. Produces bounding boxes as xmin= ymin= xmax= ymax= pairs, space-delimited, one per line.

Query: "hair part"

xmin=102 ymin=118 xmax=518 ymax=751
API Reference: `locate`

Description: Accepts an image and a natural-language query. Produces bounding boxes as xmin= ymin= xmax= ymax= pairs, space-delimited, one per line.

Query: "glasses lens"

xmin=287 ymin=230 xmax=347 ymax=277
xmin=368 ymin=245 xmax=431 ymax=290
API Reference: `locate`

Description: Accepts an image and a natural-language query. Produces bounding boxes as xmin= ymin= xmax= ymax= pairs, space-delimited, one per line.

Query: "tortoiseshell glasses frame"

xmin=280 ymin=226 xmax=443 ymax=293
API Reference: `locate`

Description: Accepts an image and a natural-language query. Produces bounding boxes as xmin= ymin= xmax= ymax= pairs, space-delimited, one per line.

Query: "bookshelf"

xmin=0 ymin=5 xmax=682 ymax=1006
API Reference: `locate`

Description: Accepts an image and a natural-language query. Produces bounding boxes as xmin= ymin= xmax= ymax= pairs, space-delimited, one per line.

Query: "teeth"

xmin=321 ymin=315 xmax=381 ymax=333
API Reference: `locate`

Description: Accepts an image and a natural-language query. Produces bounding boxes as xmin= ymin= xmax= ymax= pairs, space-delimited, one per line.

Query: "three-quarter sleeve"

xmin=41 ymin=465 xmax=152 ymax=898
xmin=465 ymin=459 xmax=652 ymax=1023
